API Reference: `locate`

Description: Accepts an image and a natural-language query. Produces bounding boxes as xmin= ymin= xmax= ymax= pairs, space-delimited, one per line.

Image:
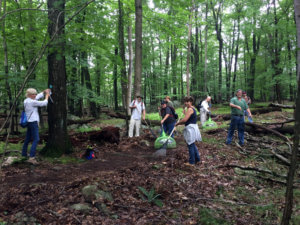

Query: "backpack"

xmin=169 ymin=106 xmax=178 ymax=120
xmin=196 ymin=100 xmax=203 ymax=112
xmin=19 ymin=103 xmax=33 ymax=128
xmin=19 ymin=111 xmax=28 ymax=128
xmin=82 ymin=147 xmax=95 ymax=160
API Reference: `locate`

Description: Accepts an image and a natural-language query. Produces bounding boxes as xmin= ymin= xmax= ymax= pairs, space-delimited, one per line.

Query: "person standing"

xmin=226 ymin=89 xmax=252 ymax=146
xmin=200 ymin=96 xmax=211 ymax=126
xmin=160 ymin=101 xmax=176 ymax=138
xmin=22 ymin=88 xmax=50 ymax=164
xmin=165 ymin=96 xmax=174 ymax=108
xmin=129 ymin=95 xmax=146 ymax=137
xmin=175 ymin=96 xmax=202 ymax=165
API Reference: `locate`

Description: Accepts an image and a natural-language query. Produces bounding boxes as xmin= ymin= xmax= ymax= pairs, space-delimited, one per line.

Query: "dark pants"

xmin=163 ymin=122 xmax=176 ymax=138
xmin=187 ymin=143 xmax=200 ymax=164
xmin=22 ymin=121 xmax=39 ymax=157
xmin=226 ymin=115 xmax=245 ymax=145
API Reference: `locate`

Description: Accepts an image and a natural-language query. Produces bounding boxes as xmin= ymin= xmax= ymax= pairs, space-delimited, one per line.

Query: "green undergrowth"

xmin=43 ymin=155 xmax=85 ymax=164
xmin=197 ymin=207 xmax=231 ymax=225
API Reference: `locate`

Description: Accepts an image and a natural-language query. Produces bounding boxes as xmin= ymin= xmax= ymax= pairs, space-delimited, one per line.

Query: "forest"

xmin=0 ymin=0 xmax=300 ymax=224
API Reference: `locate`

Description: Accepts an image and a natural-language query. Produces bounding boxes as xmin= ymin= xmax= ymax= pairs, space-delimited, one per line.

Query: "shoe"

xmin=27 ymin=157 xmax=38 ymax=165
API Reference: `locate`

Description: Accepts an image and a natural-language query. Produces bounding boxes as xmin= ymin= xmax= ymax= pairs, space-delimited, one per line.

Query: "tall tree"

xmin=118 ymin=0 xmax=127 ymax=112
xmin=281 ymin=2 xmax=300 ymax=224
xmin=127 ymin=22 xmax=133 ymax=114
xmin=43 ymin=0 xmax=71 ymax=156
xmin=134 ymin=0 xmax=142 ymax=96
xmin=211 ymin=0 xmax=224 ymax=102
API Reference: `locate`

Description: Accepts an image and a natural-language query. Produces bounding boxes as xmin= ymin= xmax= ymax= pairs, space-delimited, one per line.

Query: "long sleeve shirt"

xmin=24 ymin=92 xmax=48 ymax=122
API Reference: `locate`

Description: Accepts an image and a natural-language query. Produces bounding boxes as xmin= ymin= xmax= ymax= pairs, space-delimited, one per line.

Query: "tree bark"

xmin=232 ymin=4 xmax=241 ymax=95
xmin=134 ymin=0 xmax=142 ymax=96
xmin=1 ymin=0 xmax=13 ymax=134
xmin=43 ymin=0 xmax=71 ymax=157
xmin=113 ymin=47 xmax=118 ymax=110
xmin=127 ymin=23 xmax=133 ymax=114
xmin=281 ymin=1 xmax=300 ymax=223
xmin=204 ymin=0 xmax=208 ymax=94
xmin=186 ymin=13 xmax=192 ymax=97
xmin=118 ymin=0 xmax=128 ymax=132
xmin=211 ymin=0 xmax=224 ymax=102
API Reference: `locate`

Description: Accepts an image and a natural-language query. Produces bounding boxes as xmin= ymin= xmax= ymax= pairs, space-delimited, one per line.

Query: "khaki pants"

xmin=129 ymin=118 xmax=141 ymax=137
xmin=200 ymin=111 xmax=207 ymax=126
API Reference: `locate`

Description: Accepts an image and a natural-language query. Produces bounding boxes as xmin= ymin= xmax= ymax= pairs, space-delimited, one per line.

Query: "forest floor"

xmin=0 ymin=110 xmax=299 ymax=224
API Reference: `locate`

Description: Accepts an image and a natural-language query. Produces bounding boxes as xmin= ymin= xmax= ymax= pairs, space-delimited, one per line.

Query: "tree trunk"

xmin=1 ymin=0 xmax=13 ymax=134
xmin=113 ymin=47 xmax=118 ymax=110
xmin=232 ymin=4 xmax=241 ymax=95
xmin=95 ymin=54 xmax=101 ymax=112
xmin=281 ymin=1 xmax=300 ymax=223
xmin=43 ymin=0 xmax=71 ymax=157
xmin=134 ymin=0 xmax=142 ymax=96
xmin=81 ymin=50 xmax=97 ymax=117
xmin=204 ymin=0 xmax=208 ymax=94
xmin=118 ymin=0 xmax=128 ymax=132
xmin=69 ymin=51 xmax=77 ymax=115
xmin=127 ymin=23 xmax=133 ymax=114
xmin=171 ymin=44 xmax=178 ymax=98
xmin=164 ymin=42 xmax=170 ymax=95
xmin=186 ymin=13 xmax=192 ymax=97
xmin=211 ymin=0 xmax=224 ymax=102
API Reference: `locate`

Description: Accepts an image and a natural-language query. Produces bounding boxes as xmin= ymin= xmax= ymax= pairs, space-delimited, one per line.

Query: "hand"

xmin=237 ymin=106 xmax=242 ymax=111
xmin=44 ymin=89 xmax=51 ymax=94
xmin=161 ymin=120 xmax=164 ymax=124
xmin=249 ymin=113 xmax=252 ymax=118
xmin=142 ymin=116 xmax=145 ymax=121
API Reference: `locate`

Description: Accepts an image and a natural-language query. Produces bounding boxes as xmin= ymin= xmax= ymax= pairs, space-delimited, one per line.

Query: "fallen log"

xmin=269 ymin=103 xmax=295 ymax=109
xmin=213 ymin=107 xmax=282 ymax=121
xmin=218 ymin=164 xmax=286 ymax=178
xmin=245 ymin=122 xmax=291 ymax=143
xmin=67 ymin=118 xmax=96 ymax=125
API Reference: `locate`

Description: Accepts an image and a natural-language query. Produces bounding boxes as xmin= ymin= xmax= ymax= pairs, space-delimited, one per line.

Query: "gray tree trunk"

xmin=281 ymin=1 xmax=300 ymax=224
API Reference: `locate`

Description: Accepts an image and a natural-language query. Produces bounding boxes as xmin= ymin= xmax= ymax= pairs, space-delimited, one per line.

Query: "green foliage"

xmin=197 ymin=208 xmax=230 ymax=225
xmin=44 ymin=156 xmax=84 ymax=164
xmin=138 ymin=186 xmax=163 ymax=207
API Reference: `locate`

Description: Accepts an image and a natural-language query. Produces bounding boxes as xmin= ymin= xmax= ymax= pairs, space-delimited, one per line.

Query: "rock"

xmin=82 ymin=185 xmax=98 ymax=202
xmin=79 ymin=124 xmax=90 ymax=130
xmin=68 ymin=124 xmax=80 ymax=130
xmin=2 ymin=156 xmax=18 ymax=167
xmin=140 ymin=140 xmax=150 ymax=147
xmin=14 ymin=212 xmax=38 ymax=224
xmin=152 ymin=149 xmax=166 ymax=157
xmin=70 ymin=203 xmax=91 ymax=213
xmin=68 ymin=114 xmax=81 ymax=120
xmin=52 ymin=166 xmax=63 ymax=171
xmin=95 ymin=202 xmax=110 ymax=215
xmin=82 ymin=185 xmax=113 ymax=203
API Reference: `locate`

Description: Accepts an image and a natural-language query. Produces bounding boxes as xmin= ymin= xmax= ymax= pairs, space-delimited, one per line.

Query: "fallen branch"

xmin=269 ymin=103 xmax=295 ymax=109
xmin=271 ymin=148 xmax=290 ymax=166
xmin=245 ymin=122 xmax=291 ymax=143
xmin=218 ymin=164 xmax=286 ymax=178
xmin=261 ymin=119 xmax=295 ymax=126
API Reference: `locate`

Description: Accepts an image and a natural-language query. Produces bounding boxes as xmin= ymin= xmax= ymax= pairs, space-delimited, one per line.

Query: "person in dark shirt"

xmin=175 ymin=96 xmax=202 ymax=165
xmin=160 ymin=101 xmax=176 ymax=138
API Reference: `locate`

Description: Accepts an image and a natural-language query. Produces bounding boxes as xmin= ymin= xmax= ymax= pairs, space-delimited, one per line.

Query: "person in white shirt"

xmin=200 ymin=96 xmax=211 ymax=126
xmin=128 ymin=95 xmax=146 ymax=137
xmin=21 ymin=88 xmax=50 ymax=164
